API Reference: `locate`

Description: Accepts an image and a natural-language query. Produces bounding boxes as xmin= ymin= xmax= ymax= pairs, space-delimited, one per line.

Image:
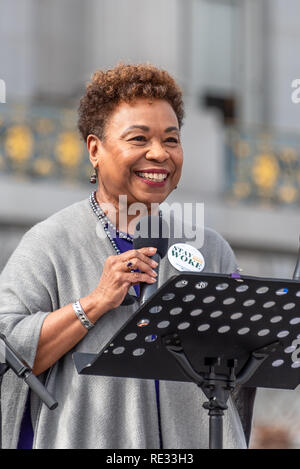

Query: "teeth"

xmin=136 ymin=172 xmax=168 ymax=181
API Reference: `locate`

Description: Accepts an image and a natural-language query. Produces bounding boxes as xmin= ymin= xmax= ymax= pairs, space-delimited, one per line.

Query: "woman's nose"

xmin=145 ymin=141 xmax=169 ymax=162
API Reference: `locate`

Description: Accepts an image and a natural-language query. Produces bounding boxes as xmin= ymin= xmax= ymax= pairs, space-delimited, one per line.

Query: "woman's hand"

xmin=33 ymin=247 xmax=158 ymax=375
xmin=91 ymin=247 xmax=158 ymax=311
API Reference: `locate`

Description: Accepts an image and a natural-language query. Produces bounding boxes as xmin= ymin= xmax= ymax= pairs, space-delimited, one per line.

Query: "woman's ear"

xmin=87 ymin=134 xmax=102 ymax=168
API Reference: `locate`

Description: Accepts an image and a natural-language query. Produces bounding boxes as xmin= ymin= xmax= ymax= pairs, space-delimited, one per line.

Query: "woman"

xmin=0 ymin=63 xmax=254 ymax=449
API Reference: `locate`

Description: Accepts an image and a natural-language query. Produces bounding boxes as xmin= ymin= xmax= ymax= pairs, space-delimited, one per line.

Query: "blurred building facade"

xmin=1 ymin=0 xmax=300 ymax=448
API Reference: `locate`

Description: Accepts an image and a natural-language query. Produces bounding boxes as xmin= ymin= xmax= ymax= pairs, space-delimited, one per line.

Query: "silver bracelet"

xmin=72 ymin=300 xmax=95 ymax=331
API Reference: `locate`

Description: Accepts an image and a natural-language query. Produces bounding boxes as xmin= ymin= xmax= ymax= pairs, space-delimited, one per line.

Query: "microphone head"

xmin=133 ymin=215 xmax=169 ymax=258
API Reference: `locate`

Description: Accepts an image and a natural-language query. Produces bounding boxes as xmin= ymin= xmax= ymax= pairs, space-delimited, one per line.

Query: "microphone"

xmin=293 ymin=236 xmax=300 ymax=281
xmin=0 ymin=333 xmax=58 ymax=410
xmin=133 ymin=215 xmax=169 ymax=305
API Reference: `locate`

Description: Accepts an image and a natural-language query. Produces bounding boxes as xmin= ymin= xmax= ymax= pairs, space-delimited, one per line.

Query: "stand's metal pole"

xmin=204 ymin=395 xmax=226 ymax=449
xmin=209 ymin=409 xmax=224 ymax=449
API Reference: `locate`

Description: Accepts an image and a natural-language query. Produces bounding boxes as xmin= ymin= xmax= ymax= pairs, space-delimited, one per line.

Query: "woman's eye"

xmin=165 ymin=137 xmax=178 ymax=143
xmin=130 ymin=135 xmax=146 ymax=142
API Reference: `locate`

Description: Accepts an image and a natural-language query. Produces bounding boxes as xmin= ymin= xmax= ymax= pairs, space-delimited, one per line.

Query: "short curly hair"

xmin=77 ymin=63 xmax=184 ymax=141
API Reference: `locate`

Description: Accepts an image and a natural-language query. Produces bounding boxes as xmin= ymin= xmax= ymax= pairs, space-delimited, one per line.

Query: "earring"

xmin=90 ymin=170 xmax=97 ymax=184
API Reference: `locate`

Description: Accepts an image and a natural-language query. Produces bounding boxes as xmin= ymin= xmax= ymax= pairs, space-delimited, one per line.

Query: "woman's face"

xmin=88 ymin=98 xmax=183 ymax=209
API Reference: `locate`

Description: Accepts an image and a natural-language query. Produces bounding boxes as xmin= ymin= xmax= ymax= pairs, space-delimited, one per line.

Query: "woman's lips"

xmin=134 ymin=171 xmax=169 ymax=186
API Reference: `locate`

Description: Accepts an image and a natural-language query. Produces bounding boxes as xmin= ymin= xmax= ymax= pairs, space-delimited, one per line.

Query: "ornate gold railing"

xmin=0 ymin=104 xmax=90 ymax=183
xmin=1 ymin=105 xmax=300 ymax=205
xmin=225 ymin=126 xmax=300 ymax=206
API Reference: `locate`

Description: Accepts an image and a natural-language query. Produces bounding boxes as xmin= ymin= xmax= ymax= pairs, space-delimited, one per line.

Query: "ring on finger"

xmin=126 ymin=261 xmax=134 ymax=272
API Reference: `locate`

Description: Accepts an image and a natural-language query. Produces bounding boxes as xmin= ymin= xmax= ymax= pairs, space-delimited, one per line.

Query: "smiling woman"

xmin=78 ymin=64 xmax=184 ymax=225
xmin=86 ymin=98 xmax=183 ymax=219
xmin=0 ymin=63 xmax=255 ymax=449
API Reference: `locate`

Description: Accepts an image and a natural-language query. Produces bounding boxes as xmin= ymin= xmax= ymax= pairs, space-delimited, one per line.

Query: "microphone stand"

xmin=145 ymin=235 xmax=300 ymax=448
xmin=163 ymin=234 xmax=300 ymax=449
xmin=0 ymin=332 xmax=58 ymax=448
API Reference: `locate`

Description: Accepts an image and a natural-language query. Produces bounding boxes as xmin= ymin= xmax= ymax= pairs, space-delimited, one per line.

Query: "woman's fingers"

xmin=123 ymin=258 xmax=157 ymax=277
xmin=120 ymin=247 xmax=159 ymax=277
xmin=124 ymin=271 xmax=157 ymax=285
xmin=122 ymin=247 xmax=158 ymax=269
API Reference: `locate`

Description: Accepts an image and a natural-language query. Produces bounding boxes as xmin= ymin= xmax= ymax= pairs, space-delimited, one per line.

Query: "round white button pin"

xmin=167 ymin=243 xmax=205 ymax=272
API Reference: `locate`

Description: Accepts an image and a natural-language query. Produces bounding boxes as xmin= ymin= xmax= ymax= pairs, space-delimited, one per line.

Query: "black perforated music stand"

xmin=73 ymin=272 xmax=300 ymax=448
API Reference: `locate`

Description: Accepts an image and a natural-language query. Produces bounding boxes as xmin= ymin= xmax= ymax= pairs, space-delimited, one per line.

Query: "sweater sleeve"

xmin=0 ymin=228 xmax=57 ymax=368
xmin=0 ymin=227 xmax=57 ymax=448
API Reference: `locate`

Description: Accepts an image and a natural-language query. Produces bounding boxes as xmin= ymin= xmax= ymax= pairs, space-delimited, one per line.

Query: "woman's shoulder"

xmin=16 ymin=198 xmax=93 ymax=257
xmin=202 ymin=226 xmax=231 ymax=249
xmin=201 ymin=226 xmax=237 ymax=274
xmin=25 ymin=198 xmax=90 ymax=238
xmin=0 ymin=198 xmax=96 ymax=293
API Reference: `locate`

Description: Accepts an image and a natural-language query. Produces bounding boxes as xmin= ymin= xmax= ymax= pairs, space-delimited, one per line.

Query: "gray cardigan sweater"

xmin=0 ymin=198 xmax=253 ymax=449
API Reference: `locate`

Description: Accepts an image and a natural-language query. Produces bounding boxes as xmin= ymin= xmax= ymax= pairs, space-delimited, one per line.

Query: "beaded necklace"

xmin=89 ymin=192 xmax=133 ymax=255
xmin=89 ymin=191 xmax=162 ymax=255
